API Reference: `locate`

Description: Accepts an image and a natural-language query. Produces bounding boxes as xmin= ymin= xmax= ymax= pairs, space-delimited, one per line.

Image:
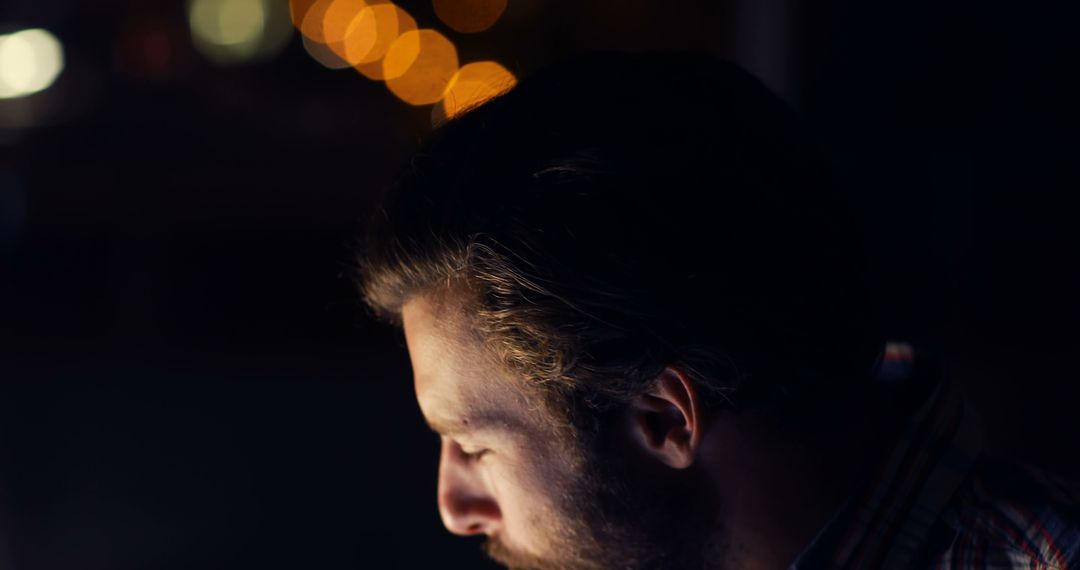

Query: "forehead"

xmin=402 ymin=295 xmax=524 ymax=432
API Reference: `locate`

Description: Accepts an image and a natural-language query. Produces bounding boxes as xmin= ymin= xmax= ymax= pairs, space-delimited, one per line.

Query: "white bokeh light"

xmin=189 ymin=0 xmax=293 ymax=65
xmin=0 ymin=28 xmax=65 ymax=99
xmin=190 ymin=0 xmax=265 ymax=48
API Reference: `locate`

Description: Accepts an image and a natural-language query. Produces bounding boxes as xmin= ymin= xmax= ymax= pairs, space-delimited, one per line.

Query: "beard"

xmin=479 ymin=420 xmax=729 ymax=570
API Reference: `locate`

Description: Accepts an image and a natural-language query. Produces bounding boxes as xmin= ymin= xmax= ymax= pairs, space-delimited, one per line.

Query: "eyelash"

xmin=459 ymin=447 xmax=490 ymax=462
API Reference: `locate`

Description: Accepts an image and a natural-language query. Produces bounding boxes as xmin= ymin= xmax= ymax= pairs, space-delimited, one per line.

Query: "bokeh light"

xmin=383 ymin=29 xmax=458 ymax=105
xmin=302 ymin=32 xmax=352 ymax=69
xmin=433 ymin=0 xmax=507 ymax=33
xmin=0 ymin=29 xmax=64 ymax=99
xmin=439 ymin=60 xmax=515 ymax=120
xmin=288 ymin=0 xmax=320 ymax=26
xmin=338 ymin=5 xmax=379 ymax=64
xmin=188 ymin=0 xmax=293 ymax=65
xmin=298 ymin=0 xmax=336 ymax=42
xmin=348 ymin=3 xmax=416 ymax=79
xmin=192 ymin=0 xmax=263 ymax=46
xmin=321 ymin=0 xmax=368 ymax=57
xmin=287 ymin=0 xmax=511 ymax=108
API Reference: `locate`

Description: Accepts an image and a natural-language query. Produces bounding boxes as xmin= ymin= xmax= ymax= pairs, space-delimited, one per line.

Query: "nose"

xmin=437 ymin=439 xmax=501 ymax=536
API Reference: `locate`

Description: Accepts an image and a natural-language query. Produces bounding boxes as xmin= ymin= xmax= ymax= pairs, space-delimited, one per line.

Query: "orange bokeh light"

xmin=432 ymin=0 xmax=507 ymax=33
xmin=298 ymin=0 xmax=335 ymax=42
xmin=289 ymin=0 xmax=321 ymax=27
xmin=321 ymin=0 xmax=369 ymax=58
xmin=440 ymin=60 xmax=516 ymax=119
xmin=383 ymin=29 xmax=459 ymax=105
xmin=302 ymin=32 xmax=351 ymax=68
xmin=345 ymin=3 xmax=416 ymax=78
xmin=290 ymin=0 xmax=512 ymax=111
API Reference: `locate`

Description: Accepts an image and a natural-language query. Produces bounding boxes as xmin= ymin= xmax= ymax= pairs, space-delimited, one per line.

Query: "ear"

xmin=629 ymin=366 xmax=704 ymax=469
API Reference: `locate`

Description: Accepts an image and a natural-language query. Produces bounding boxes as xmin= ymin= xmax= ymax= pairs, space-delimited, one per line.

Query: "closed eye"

xmin=459 ymin=447 xmax=491 ymax=462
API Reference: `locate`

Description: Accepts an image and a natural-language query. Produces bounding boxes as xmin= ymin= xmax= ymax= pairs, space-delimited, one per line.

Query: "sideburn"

xmin=571 ymin=404 xmax=729 ymax=570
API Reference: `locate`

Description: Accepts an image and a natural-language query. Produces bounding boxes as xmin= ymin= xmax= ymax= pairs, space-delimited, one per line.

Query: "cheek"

xmin=491 ymin=452 xmax=554 ymax=510
xmin=491 ymin=445 xmax=576 ymax=538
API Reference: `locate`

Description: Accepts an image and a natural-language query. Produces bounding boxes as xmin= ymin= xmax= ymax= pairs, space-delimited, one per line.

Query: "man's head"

xmin=360 ymin=53 xmax=883 ymax=569
xmin=402 ymin=292 xmax=727 ymax=569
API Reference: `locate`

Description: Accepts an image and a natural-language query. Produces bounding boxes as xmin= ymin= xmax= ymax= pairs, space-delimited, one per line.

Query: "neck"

xmin=698 ymin=390 xmax=903 ymax=569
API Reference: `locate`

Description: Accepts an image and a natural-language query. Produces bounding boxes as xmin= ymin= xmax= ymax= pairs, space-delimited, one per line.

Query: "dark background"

xmin=1 ymin=0 xmax=1077 ymax=568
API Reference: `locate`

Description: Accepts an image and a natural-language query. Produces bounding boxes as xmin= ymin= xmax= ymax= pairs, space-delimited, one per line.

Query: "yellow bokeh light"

xmin=432 ymin=0 xmax=507 ymax=33
xmin=0 ymin=29 xmax=64 ymax=99
xmin=348 ymin=4 xmax=416 ymax=80
xmin=189 ymin=0 xmax=293 ymax=65
xmin=383 ymin=29 xmax=458 ymax=106
xmin=439 ymin=60 xmax=516 ymax=120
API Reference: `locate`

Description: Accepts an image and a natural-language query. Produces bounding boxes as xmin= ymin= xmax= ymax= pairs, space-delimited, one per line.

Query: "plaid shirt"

xmin=790 ymin=345 xmax=1080 ymax=569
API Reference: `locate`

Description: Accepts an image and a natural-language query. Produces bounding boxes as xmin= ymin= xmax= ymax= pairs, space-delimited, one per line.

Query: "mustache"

xmin=481 ymin=535 xmax=579 ymax=570
xmin=482 ymin=535 xmax=545 ymax=570
xmin=482 ymin=534 xmax=611 ymax=570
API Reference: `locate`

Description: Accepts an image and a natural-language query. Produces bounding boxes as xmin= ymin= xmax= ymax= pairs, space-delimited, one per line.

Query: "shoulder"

xmin=930 ymin=456 xmax=1080 ymax=569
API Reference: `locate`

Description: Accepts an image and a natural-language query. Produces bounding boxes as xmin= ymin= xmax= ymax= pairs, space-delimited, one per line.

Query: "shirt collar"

xmin=789 ymin=356 xmax=984 ymax=570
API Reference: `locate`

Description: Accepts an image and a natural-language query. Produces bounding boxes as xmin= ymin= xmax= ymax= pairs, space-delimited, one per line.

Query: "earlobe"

xmin=629 ymin=366 xmax=703 ymax=469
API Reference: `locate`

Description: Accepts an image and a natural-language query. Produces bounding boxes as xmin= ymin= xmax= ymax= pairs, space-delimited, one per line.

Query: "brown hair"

xmin=359 ymin=52 xmax=882 ymax=431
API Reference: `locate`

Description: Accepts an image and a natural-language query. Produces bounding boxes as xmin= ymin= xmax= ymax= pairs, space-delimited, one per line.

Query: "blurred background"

xmin=0 ymin=0 xmax=1077 ymax=568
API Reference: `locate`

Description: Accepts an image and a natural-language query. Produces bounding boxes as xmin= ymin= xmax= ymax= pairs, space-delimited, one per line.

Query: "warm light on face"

xmin=383 ymin=29 xmax=459 ymax=105
xmin=0 ymin=28 xmax=64 ymax=99
xmin=402 ymin=296 xmax=587 ymax=566
xmin=433 ymin=0 xmax=508 ymax=33
xmin=440 ymin=60 xmax=516 ymax=120
xmin=188 ymin=0 xmax=293 ymax=65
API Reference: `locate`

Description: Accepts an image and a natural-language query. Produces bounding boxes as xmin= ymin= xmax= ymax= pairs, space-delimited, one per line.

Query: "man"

xmin=358 ymin=53 xmax=1080 ymax=569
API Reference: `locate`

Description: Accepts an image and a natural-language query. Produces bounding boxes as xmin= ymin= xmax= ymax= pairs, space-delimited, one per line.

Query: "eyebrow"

xmin=423 ymin=411 xmax=523 ymax=438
